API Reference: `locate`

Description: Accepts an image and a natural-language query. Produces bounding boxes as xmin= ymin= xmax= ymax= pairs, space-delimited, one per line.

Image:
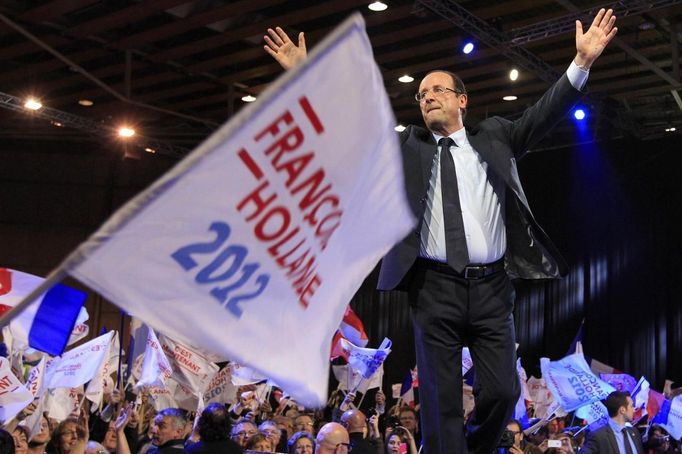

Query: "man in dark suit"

xmin=579 ymin=391 xmax=645 ymax=454
xmin=264 ymin=8 xmax=617 ymax=454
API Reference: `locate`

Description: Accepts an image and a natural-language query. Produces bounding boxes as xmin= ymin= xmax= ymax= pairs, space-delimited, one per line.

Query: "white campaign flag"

xmin=527 ymin=376 xmax=555 ymax=419
xmin=135 ymin=329 xmax=173 ymax=390
xmin=20 ymin=356 xmax=47 ymax=437
xmin=65 ymin=13 xmax=413 ymax=406
xmin=230 ymin=363 xmax=267 ymax=386
xmin=333 ymin=364 xmax=383 ymax=393
xmin=45 ymin=387 xmax=82 ymax=422
xmin=85 ymin=331 xmax=119 ymax=404
xmin=158 ymin=334 xmax=218 ymax=393
xmin=46 ymin=331 xmax=114 ymax=389
xmin=0 ymin=357 xmax=34 ymax=422
xmin=540 ymin=353 xmax=615 ymax=412
xmin=204 ymin=366 xmax=237 ymax=405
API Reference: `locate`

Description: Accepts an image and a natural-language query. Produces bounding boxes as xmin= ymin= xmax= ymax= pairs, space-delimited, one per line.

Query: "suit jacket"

xmin=579 ymin=425 xmax=645 ymax=454
xmin=377 ymin=73 xmax=582 ymax=290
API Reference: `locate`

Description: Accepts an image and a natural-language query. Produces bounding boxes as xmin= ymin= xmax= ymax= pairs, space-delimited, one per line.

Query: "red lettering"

xmin=290 ymin=169 xmax=331 ymax=211
xmin=254 ymin=111 xmax=295 ymax=142
xmin=238 ymin=148 xmax=264 ymax=180
xmin=254 ymin=206 xmax=291 ymax=241
xmin=237 ymin=180 xmax=277 ymax=222
xmin=298 ymin=274 xmax=322 ymax=308
xmin=299 ymin=96 xmax=324 ymax=135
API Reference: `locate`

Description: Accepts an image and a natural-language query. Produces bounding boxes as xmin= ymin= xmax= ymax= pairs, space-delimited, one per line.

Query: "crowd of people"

xmin=1 ymin=383 xmax=680 ymax=454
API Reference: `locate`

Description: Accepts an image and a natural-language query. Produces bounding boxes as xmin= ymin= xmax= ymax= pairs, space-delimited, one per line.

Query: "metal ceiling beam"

xmin=553 ymin=0 xmax=682 ymax=88
xmin=416 ymin=0 xmax=561 ymax=84
xmin=0 ymin=91 xmax=189 ymax=158
xmin=510 ymin=0 xmax=682 ymax=45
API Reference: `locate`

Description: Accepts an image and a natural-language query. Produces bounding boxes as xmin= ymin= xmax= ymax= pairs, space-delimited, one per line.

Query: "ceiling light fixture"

xmin=368 ymin=2 xmax=388 ymax=11
xmin=78 ymin=99 xmax=94 ymax=106
xmin=503 ymin=95 xmax=518 ymax=101
xmin=24 ymin=98 xmax=42 ymax=110
xmin=398 ymin=75 xmax=414 ymax=83
xmin=665 ymin=127 xmax=676 ymax=132
xmin=462 ymin=42 xmax=475 ymax=55
xmin=509 ymin=69 xmax=519 ymax=81
xmin=145 ymin=147 xmax=157 ymax=153
xmin=241 ymin=95 xmax=256 ymax=103
xmin=118 ymin=127 xmax=135 ymax=138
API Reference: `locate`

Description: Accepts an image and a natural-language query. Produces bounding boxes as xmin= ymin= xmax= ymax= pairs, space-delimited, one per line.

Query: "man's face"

xmin=295 ymin=415 xmax=315 ymax=433
xmin=506 ymin=422 xmax=523 ymax=448
xmin=418 ymin=71 xmax=467 ymax=136
xmin=399 ymin=411 xmax=417 ymax=432
xmin=623 ymin=396 xmax=635 ymax=422
xmin=151 ymin=416 xmax=181 ymax=446
xmin=232 ymin=422 xmax=258 ymax=447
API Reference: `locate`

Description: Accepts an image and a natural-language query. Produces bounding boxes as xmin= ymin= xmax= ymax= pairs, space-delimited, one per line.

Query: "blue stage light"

xmin=462 ymin=42 xmax=475 ymax=54
xmin=573 ymin=108 xmax=587 ymax=120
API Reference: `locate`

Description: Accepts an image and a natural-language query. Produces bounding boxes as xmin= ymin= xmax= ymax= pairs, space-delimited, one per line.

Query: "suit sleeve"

xmin=508 ymin=73 xmax=584 ymax=160
xmin=578 ymin=432 xmax=601 ymax=454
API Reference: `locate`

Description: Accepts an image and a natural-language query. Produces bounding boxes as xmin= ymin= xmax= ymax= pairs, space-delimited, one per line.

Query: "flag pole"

xmin=116 ymin=311 xmax=126 ymax=388
xmin=0 ymin=268 xmax=69 ymax=329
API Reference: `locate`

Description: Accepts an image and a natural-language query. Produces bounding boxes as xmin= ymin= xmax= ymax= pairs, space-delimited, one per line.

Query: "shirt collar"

xmin=432 ymin=127 xmax=467 ymax=148
xmin=608 ymin=418 xmax=626 ymax=433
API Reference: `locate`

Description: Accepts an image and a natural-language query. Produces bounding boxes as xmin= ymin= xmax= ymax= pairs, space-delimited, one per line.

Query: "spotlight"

xmin=665 ymin=127 xmax=676 ymax=132
xmin=241 ymin=95 xmax=256 ymax=103
xmin=503 ymin=95 xmax=518 ymax=101
xmin=24 ymin=98 xmax=42 ymax=110
xmin=78 ymin=99 xmax=94 ymax=106
xmin=509 ymin=69 xmax=519 ymax=81
xmin=573 ymin=108 xmax=587 ymax=121
xmin=398 ymin=75 xmax=414 ymax=83
xmin=368 ymin=2 xmax=388 ymax=11
xmin=394 ymin=124 xmax=406 ymax=132
xmin=118 ymin=127 xmax=135 ymax=138
xmin=145 ymin=147 xmax=157 ymax=153
xmin=462 ymin=42 xmax=475 ymax=55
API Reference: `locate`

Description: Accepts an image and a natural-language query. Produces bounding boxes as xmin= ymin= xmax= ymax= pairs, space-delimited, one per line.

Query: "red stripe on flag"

xmin=238 ymin=148 xmax=264 ymax=180
xmin=299 ymin=96 xmax=324 ymax=135
xmin=0 ymin=268 xmax=12 ymax=296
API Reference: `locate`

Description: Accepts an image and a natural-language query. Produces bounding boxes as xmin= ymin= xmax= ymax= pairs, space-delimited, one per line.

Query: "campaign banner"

xmin=66 ymin=13 xmax=413 ymax=406
xmin=541 ymin=353 xmax=615 ymax=412
xmin=45 ymin=331 xmax=114 ymax=389
xmin=135 ymin=329 xmax=173 ymax=390
xmin=527 ymin=376 xmax=555 ymax=420
xmin=0 ymin=357 xmax=34 ymax=422
xmin=204 ymin=366 xmax=237 ymax=405
xmin=158 ymin=334 xmax=218 ymax=393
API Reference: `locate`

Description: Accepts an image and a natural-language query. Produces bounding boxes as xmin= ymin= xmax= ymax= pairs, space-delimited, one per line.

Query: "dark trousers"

xmin=408 ymin=260 xmax=520 ymax=454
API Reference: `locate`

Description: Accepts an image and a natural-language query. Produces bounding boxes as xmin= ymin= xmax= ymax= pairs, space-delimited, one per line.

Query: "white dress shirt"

xmin=419 ymin=62 xmax=589 ymax=265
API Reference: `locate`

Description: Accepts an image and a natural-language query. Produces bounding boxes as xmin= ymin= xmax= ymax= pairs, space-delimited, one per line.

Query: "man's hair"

xmin=423 ymin=70 xmax=468 ymax=119
xmin=507 ymin=419 xmax=522 ymax=433
xmin=197 ymin=403 xmax=232 ymax=442
xmin=604 ymin=391 xmax=631 ymax=417
xmin=399 ymin=407 xmax=417 ymax=418
xmin=157 ymin=407 xmax=187 ymax=431
xmin=232 ymin=418 xmax=257 ymax=435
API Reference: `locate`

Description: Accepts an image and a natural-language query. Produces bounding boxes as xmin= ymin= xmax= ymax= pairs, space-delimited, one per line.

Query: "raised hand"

xmin=575 ymin=8 xmax=618 ymax=69
xmin=264 ymin=27 xmax=307 ymax=70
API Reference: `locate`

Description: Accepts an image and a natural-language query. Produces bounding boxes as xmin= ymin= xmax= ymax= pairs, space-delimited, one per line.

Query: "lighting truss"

xmin=510 ymin=0 xmax=682 ymax=46
xmin=416 ymin=0 xmax=561 ymax=84
xmin=0 ymin=90 xmax=189 ymax=158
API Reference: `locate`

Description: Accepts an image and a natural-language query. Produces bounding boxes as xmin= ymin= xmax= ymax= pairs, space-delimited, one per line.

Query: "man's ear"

xmin=459 ymin=93 xmax=468 ymax=109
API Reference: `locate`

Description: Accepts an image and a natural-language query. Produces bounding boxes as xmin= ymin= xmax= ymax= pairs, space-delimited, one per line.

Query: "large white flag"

xmin=46 ymin=331 xmax=114 ymax=389
xmin=85 ymin=331 xmax=119 ymax=404
xmin=203 ymin=366 xmax=237 ymax=405
xmin=64 ymin=13 xmax=413 ymax=406
xmin=540 ymin=353 xmax=615 ymax=412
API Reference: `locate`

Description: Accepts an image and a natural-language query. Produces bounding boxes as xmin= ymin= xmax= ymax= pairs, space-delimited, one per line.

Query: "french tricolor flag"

xmin=0 ymin=268 xmax=87 ymax=356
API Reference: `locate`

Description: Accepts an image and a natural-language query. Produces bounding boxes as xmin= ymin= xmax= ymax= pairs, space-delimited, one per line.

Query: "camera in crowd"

xmin=497 ymin=429 xmax=515 ymax=449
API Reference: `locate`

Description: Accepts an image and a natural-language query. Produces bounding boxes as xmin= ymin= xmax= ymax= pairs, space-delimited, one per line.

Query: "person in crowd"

xmin=273 ymin=416 xmax=294 ymax=446
xmin=185 ymin=403 xmax=242 ymax=454
xmin=263 ymin=8 xmax=618 ymax=454
xmin=260 ymin=420 xmax=285 ymax=452
xmin=288 ymin=432 xmax=315 ymax=454
xmin=293 ymin=416 xmax=315 ymax=437
xmin=546 ymin=432 xmax=577 ymax=454
xmin=51 ymin=418 xmax=88 ymax=454
xmin=396 ymin=408 xmax=419 ymax=445
xmin=27 ymin=414 xmax=52 ymax=454
xmin=0 ymin=429 xmax=15 ymax=454
xmin=245 ymin=433 xmax=273 ymax=452
xmin=644 ymin=425 xmax=679 ymax=454
xmin=580 ymin=391 xmax=644 ymax=454
xmin=504 ymin=419 xmax=542 ymax=454
xmin=232 ymin=420 xmax=259 ymax=449
xmin=11 ymin=427 xmax=28 ymax=454
xmin=384 ymin=428 xmax=417 ymax=454
xmin=340 ymin=409 xmax=380 ymax=454
xmin=314 ymin=423 xmax=349 ymax=454
xmin=148 ymin=408 xmax=186 ymax=454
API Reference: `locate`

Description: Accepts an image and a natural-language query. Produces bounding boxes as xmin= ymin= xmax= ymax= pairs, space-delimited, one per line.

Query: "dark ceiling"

xmin=1 ymin=0 xmax=681 ymax=158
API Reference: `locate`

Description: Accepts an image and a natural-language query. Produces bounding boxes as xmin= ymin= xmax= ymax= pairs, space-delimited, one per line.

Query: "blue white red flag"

xmin=0 ymin=268 xmax=87 ymax=356
xmin=651 ymin=396 xmax=682 ymax=441
xmin=61 ymin=13 xmax=412 ymax=406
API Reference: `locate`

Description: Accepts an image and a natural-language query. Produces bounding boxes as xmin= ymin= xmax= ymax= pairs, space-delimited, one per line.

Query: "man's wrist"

xmin=573 ymin=54 xmax=593 ymax=71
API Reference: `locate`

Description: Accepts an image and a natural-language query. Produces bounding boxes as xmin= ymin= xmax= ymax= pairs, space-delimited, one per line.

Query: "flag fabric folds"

xmin=0 ymin=357 xmax=34 ymax=423
xmin=339 ymin=337 xmax=392 ymax=380
xmin=540 ymin=353 xmax=615 ymax=412
xmin=338 ymin=306 xmax=368 ymax=347
xmin=651 ymin=396 xmax=682 ymax=441
xmin=64 ymin=13 xmax=413 ymax=407
xmin=45 ymin=331 xmax=114 ymax=389
xmin=0 ymin=268 xmax=88 ymax=356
